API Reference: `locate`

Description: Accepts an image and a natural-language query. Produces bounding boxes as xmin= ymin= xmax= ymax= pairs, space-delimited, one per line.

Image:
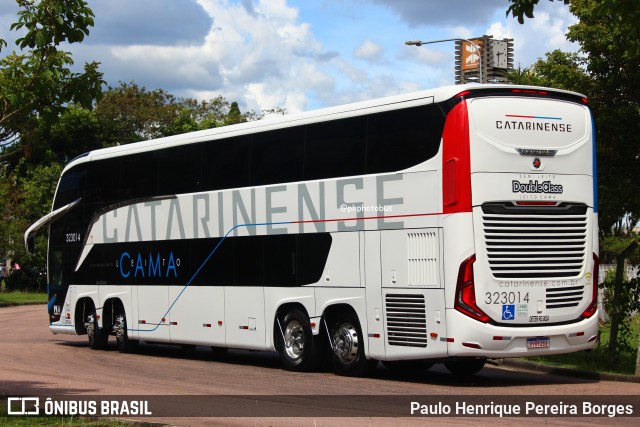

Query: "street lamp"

xmin=405 ymin=38 xmax=483 ymax=84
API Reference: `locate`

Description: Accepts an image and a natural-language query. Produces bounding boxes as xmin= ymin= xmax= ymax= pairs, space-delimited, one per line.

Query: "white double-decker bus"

xmin=25 ymin=84 xmax=599 ymax=376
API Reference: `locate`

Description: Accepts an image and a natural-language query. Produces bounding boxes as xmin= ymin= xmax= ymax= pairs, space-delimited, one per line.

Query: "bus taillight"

xmin=581 ymin=253 xmax=599 ymax=318
xmin=454 ymin=255 xmax=490 ymax=323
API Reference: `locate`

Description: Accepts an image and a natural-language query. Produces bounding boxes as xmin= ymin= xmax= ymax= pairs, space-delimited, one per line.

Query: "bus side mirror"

xmin=26 ymin=234 xmax=35 ymax=254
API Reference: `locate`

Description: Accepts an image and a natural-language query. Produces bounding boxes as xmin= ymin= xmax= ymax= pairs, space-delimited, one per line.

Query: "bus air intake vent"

xmin=407 ymin=231 xmax=439 ymax=287
xmin=546 ymin=285 xmax=584 ymax=309
xmin=481 ymin=203 xmax=588 ymax=279
xmin=385 ymin=294 xmax=427 ymax=348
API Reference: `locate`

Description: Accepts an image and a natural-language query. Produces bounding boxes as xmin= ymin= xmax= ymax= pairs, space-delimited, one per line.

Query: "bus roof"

xmin=62 ymin=84 xmax=586 ymax=174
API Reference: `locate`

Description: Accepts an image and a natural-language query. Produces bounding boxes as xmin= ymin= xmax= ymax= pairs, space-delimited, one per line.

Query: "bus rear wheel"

xmin=275 ymin=308 xmax=322 ymax=372
xmin=114 ymin=307 xmax=137 ymax=353
xmin=329 ymin=312 xmax=376 ymax=376
xmin=86 ymin=312 xmax=108 ymax=350
xmin=382 ymin=360 xmax=433 ymax=373
xmin=444 ymin=358 xmax=486 ymax=376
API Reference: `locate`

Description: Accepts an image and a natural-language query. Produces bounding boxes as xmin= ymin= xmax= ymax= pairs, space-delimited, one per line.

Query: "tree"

xmin=0 ymin=0 xmax=104 ymax=148
xmin=507 ymin=0 xmax=640 ymax=370
xmin=507 ymin=0 xmax=640 ymax=236
xmin=225 ymin=101 xmax=244 ymax=125
xmin=96 ymin=83 xmax=264 ymax=144
xmin=95 ymin=82 xmax=179 ymax=146
xmin=0 ymin=159 xmax=61 ymax=288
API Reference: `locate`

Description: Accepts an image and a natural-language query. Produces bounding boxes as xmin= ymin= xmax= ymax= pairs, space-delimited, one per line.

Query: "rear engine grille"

xmin=546 ymin=285 xmax=585 ymax=309
xmin=385 ymin=294 xmax=427 ymax=348
xmin=482 ymin=203 xmax=588 ymax=279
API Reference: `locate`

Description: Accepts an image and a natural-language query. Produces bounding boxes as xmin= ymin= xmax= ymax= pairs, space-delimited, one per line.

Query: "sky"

xmin=0 ymin=0 xmax=579 ymax=115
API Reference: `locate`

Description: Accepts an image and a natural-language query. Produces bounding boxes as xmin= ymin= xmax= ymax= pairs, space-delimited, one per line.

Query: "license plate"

xmin=527 ymin=337 xmax=550 ymax=349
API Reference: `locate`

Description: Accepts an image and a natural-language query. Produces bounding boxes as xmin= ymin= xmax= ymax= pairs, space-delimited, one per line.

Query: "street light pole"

xmin=405 ymin=38 xmax=483 ymax=84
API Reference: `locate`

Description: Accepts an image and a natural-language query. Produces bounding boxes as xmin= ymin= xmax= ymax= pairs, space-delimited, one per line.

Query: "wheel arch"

xmin=73 ymin=297 xmax=96 ymax=335
xmin=321 ymin=303 xmax=359 ymax=326
xmin=272 ymin=302 xmax=310 ymax=349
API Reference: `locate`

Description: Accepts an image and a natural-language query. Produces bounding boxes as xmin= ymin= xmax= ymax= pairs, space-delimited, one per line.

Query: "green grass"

xmin=0 ymin=291 xmax=47 ymax=307
xmin=525 ymin=315 xmax=640 ymax=376
xmin=0 ymin=416 xmax=131 ymax=426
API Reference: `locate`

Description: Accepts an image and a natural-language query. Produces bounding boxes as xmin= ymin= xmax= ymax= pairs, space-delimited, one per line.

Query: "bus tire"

xmin=329 ymin=312 xmax=376 ymax=376
xmin=114 ymin=307 xmax=137 ymax=353
xmin=87 ymin=312 xmax=108 ymax=350
xmin=444 ymin=358 xmax=486 ymax=376
xmin=382 ymin=360 xmax=433 ymax=373
xmin=275 ymin=308 xmax=322 ymax=372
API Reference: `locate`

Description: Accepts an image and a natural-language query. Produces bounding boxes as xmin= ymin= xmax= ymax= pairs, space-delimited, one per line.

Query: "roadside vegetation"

xmin=526 ymin=315 xmax=640 ymax=376
xmin=0 ymin=291 xmax=46 ymax=307
xmin=0 ymin=414 xmax=130 ymax=427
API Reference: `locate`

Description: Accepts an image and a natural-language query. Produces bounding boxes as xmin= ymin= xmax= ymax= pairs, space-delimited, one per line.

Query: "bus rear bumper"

xmin=445 ymin=309 xmax=598 ymax=358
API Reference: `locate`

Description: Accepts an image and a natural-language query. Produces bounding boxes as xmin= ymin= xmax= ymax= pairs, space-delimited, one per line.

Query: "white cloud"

xmin=101 ymin=0 xmax=336 ymax=113
xmin=484 ymin=2 xmax=578 ymax=67
xmin=32 ymin=0 xmax=582 ymax=115
xmin=354 ymin=39 xmax=385 ymax=63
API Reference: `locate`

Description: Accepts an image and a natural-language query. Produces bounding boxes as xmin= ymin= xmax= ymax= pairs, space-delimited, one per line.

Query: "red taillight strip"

xmin=454 ymin=255 xmax=490 ymax=323
xmin=442 ymin=100 xmax=472 ymax=214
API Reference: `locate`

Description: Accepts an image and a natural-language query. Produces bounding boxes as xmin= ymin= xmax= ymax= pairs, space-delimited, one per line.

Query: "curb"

xmin=0 ymin=302 xmax=46 ymax=308
xmin=498 ymin=358 xmax=640 ymax=383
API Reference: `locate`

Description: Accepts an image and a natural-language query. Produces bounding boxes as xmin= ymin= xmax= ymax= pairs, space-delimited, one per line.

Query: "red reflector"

xmin=96 ymin=315 xmax=101 ymax=319
xmin=218 ymin=320 xmax=223 ymax=326
xmin=577 ymin=332 xmax=584 ymax=337
xmin=139 ymin=320 xmax=146 ymax=324
xmin=239 ymin=326 xmax=249 ymax=330
xmin=447 ymin=338 xmax=454 ymax=343
xmin=66 ymin=313 xmax=70 ymax=319
xmin=372 ymin=333 xmax=381 ymax=338
xmin=582 ymin=97 xmax=588 ymax=104
xmin=430 ymin=332 xmax=438 ymax=338
xmin=493 ymin=336 xmax=504 ymax=341
xmin=203 ymin=323 xmax=212 ymax=328
xmin=512 ymin=89 xmax=547 ymax=95
xmin=170 ymin=322 xmax=177 ymax=326
xmin=581 ymin=253 xmax=599 ymax=318
xmin=161 ymin=318 xmax=166 ymax=323
xmin=310 ymin=322 xmax=316 ymax=328
xmin=462 ymin=342 xmax=482 ymax=349
xmin=515 ymin=201 xmax=557 ymax=206
xmin=455 ymin=90 xmax=472 ymax=98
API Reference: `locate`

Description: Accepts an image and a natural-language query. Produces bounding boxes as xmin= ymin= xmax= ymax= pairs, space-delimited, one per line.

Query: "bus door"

xmin=378 ymin=229 xmax=448 ymax=360
xmin=364 ymin=231 xmax=385 ymax=360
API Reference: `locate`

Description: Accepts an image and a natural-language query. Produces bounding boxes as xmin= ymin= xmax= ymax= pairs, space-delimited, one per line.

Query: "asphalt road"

xmin=1 ymin=304 xmax=639 ymax=426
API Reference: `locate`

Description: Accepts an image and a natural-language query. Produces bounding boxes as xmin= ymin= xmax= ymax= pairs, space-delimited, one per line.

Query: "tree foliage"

xmin=507 ymin=0 xmax=640 ymax=237
xmin=0 ymin=0 xmax=104 ymax=147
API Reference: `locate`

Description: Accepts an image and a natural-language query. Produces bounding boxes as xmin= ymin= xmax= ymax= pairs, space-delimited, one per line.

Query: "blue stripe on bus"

xmin=48 ymin=294 xmax=57 ymax=311
xmin=130 ymin=220 xmax=293 ymax=333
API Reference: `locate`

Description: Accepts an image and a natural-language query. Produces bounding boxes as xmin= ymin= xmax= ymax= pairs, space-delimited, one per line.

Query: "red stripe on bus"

xmin=442 ymin=100 xmax=472 ymax=214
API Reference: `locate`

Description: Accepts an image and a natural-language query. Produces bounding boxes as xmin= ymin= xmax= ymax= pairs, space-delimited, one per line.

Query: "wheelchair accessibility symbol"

xmin=502 ymin=304 xmax=515 ymax=321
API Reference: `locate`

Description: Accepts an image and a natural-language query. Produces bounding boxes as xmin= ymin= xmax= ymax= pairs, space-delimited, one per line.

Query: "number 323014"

xmin=485 ymin=291 xmax=529 ymax=305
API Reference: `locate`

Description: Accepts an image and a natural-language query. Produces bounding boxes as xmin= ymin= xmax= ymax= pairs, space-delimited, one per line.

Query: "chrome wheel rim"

xmin=115 ymin=314 xmax=126 ymax=341
xmin=284 ymin=319 xmax=305 ymax=360
xmin=332 ymin=322 xmax=358 ymax=365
